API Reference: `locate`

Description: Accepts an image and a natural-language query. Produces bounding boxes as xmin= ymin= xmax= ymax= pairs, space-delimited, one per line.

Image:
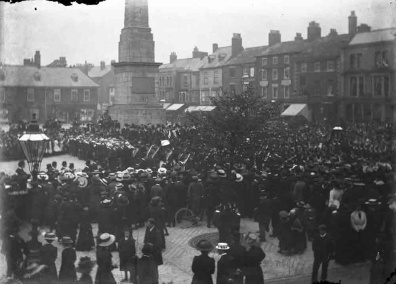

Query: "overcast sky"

xmin=1 ymin=0 xmax=395 ymax=67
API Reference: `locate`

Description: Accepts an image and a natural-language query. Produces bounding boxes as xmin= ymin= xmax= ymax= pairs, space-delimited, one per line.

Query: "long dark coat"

xmin=144 ymin=226 xmax=163 ymax=266
xmin=76 ymin=210 xmax=95 ymax=251
xmin=95 ymin=248 xmax=116 ymax=284
xmin=118 ymin=237 xmax=137 ymax=271
xmin=59 ymin=247 xmax=77 ymax=283
xmin=244 ymin=246 xmax=266 ymax=284
xmin=137 ymin=255 xmax=159 ymax=284
xmin=77 ymin=274 xmax=93 ymax=284
xmin=97 ymin=203 xmax=116 ymax=235
xmin=191 ymin=254 xmax=215 ymax=284
xmin=39 ymin=243 xmax=58 ymax=283
xmin=148 ymin=204 xmax=166 ymax=249
xmin=216 ymin=254 xmax=234 ymax=284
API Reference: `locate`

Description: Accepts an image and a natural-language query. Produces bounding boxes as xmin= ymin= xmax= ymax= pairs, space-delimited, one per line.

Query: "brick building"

xmin=294 ymin=32 xmax=352 ymax=121
xmin=88 ymin=60 xmax=116 ymax=112
xmin=340 ymin=27 xmax=396 ymax=122
xmin=222 ymin=45 xmax=268 ymax=95
xmin=255 ymin=30 xmax=309 ymax=114
xmin=0 ymin=52 xmax=99 ymax=124
xmin=199 ymin=33 xmax=243 ymax=105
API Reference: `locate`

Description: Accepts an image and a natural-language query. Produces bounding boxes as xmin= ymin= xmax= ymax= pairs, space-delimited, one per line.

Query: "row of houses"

xmin=159 ymin=11 xmax=396 ymax=123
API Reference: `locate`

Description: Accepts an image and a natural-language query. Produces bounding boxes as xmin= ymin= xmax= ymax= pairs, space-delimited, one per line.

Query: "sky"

xmin=1 ymin=0 xmax=395 ymax=67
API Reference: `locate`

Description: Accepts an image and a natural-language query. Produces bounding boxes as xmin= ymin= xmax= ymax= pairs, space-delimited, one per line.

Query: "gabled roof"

xmin=159 ymin=57 xmax=205 ymax=72
xmin=0 ymin=65 xmax=99 ymax=88
xmin=298 ymin=34 xmax=352 ymax=59
xmin=225 ymin=46 xmax=268 ymax=66
xmin=349 ymin=28 xmax=396 ymax=46
xmin=259 ymin=40 xmax=310 ymax=57
xmin=200 ymin=46 xmax=233 ymax=69
xmin=88 ymin=66 xmax=113 ymax=78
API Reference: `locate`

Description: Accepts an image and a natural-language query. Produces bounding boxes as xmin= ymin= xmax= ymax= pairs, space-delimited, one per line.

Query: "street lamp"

xmin=18 ymin=114 xmax=50 ymax=181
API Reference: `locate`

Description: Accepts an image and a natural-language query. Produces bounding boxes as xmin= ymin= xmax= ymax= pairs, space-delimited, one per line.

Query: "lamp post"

xmin=18 ymin=114 xmax=50 ymax=181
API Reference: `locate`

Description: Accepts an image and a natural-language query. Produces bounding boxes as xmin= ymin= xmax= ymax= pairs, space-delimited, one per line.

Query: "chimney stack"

xmin=307 ymin=21 xmax=321 ymax=41
xmin=294 ymin=33 xmax=303 ymax=41
xmin=100 ymin=61 xmax=106 ymax=70
xmin=348 ymin=11 xmax=357 ymax=35
xmin=357 ymin=23 xmax=371 ymax=33
xmin=192 ymin=47 xmax=208 ymax=59
xmin=213 ymin=43 xmax=218 ymax=53
xmin=328 ymin=29 xmax=338 ymax=37
xmin=34 ymin=51 xmax=41 ymax=68
xmin=268 ymin=30 xmax=281 ymax=47
xmin=170 ymin=52 xmax=177 ymax=64
xmin=231 ymin=33 xmax=243 ymax=57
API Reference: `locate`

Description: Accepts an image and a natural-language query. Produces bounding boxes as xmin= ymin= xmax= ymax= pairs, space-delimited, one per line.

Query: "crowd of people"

xmin=0 ymin=115 xmax=395 ymax=283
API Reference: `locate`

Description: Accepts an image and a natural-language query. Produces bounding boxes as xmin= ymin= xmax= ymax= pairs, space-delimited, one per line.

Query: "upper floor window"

xmin=375 ymin=51 xmax=390 ymax=68
xmin=261 ymin=86 xmax=268 ymax=99
xmin=283 ymin=67 xmax=290 ymax=80
xmin=262 ymin=58 xmax=267 ymax=66
xmin=272 ymin=69 xmax=278 ymax=80
xmin=54 ymin=89 xmax=61 ymax=102
xmin=229 ymin=67 xmax=235 ymax=78
xmin=170 ymin=76 xmax=173 ymax=86
xmin=284 ymin=86 xmax=290 ymax=99
xmin=243 ymin=67 xmax=249 ymax=76
xmin=261 ymin=69 xmax=268 ymax=81
xmin=71 ymin=89 xmax=78 ymax=101
xmin=84 ymin=89 xmax=91 ymax=101
xmin=300 ymin=75 xmax=306 ymax=87
xmin=27 ymin=88 xmax=34 ymax=102
xmin=273 ymin=57 xmax=278 ymax=65
xmin=350 ymin=53 xmax=362 ymax=69
xmin=373 ymin=75 xmax=390 ymax=97
xmin=203 ymin=72 xmax=209 ymax=85
xmin=327 ymin=61 xmax=334 ymax=71
xmin=166 ymin=77 xmax=170 ymax=87
xmin=0 ymin=89 xmax=5 ymax=103
xmin=0 ymin=69 xmax=5 ymax=81
xmin=229 ymin=84 xmax=236 ymax=94
xmin=183 ymin=74 xmax=189 ymax=88
xmin=214 ymin=71 xmax=220 ymax=84
xmin=272 ymin=85 xmax=278 ymax=99
xmin=350 ymin=76 xmax=364 ymax=97
xmin=301 ymin=63 xmax=307 ymax=73
xmin=284 ymin=55 xmax=290 ymax=64
xmin=314 ymin=62 xmax=321 ymax=72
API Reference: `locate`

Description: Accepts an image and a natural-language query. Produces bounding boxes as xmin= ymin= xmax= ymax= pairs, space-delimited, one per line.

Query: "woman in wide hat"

xmin=58 ymin=236 xmax=77 ymax=283
xmin=76 ymin=256 xmax=96 ymax=284
xmin=95 ymin=233 xmax=117 ymax=284
xmin=75 ymin=205 xmax=95 ymax=252
xmin=244 ymin=233 xmax=266 ymax=284
xmin=191 ymin=239 xmax=215 ymax=284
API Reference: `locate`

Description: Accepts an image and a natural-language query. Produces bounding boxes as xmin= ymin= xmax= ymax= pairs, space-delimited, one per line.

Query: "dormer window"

xmin=33 ymin=72 xmax=41 ymax=81
xmin=71 ymin=73 xmax=78 ymax=82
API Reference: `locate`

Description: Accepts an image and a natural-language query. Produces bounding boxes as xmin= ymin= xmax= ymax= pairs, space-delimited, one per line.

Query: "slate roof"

xmin=298 ymin=34 xmax=353 ymax=59
xmin=259 ymin=40 xmax=310 ymax=57
xmin=88 ymin=66 xmax=113 ymax=78
xmin=349 ymin=28 xmax=396 ymax=45
xmin=160 ymin=57 xmax=205 ymax=72
xmin=0 ymin=65 xmax=99 ymax=88
xmin=225 ymin=46 xmax=268 ymax=66
xmin=200 ymin=46 xmax=233 ymax=69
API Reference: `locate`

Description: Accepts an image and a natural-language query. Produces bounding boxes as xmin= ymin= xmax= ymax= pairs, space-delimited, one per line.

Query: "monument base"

xmin=109 ymin=104 xmax=165 ymax=126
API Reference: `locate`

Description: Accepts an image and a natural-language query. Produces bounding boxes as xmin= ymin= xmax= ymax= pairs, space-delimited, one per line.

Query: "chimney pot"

xmin=348 ymin=11 xmax=357 ymax=35
xmin=231 ymin=33 xmax=243 ymax=57
xmin=170 ymin=52 xmax=177 ymax=63
xmin=100 ymin=61 xmax=106 ymax=70
xmin=307 ymin=21 xmax=321 ymax=41
xmin=294 ymin=33 xmax=303 ymax=41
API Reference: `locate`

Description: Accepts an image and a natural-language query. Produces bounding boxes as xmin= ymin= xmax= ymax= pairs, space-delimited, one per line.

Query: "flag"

xmin=161 ymin=140 xmax=170 ymax=146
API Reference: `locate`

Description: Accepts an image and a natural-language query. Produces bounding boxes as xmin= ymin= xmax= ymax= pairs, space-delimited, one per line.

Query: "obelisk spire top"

xmin=124 ymin=0 xmax=149 ymax=28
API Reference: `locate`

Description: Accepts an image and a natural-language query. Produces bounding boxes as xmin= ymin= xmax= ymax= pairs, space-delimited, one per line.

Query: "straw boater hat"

xmin=217 ymin=169 xmax=227 ymax=178
xmin=37 ymin=172 xmax=49 ymax=181
xmin=158 ymin=167 xmax=167 ymax=175
xmin=98 ymin=233 xmax=116 ymax=247
xmin=122 ymin=172 xmax=131 ymax=181
xmin=216 ymin=243 xmax=230 ymax=250
xmin=115 ymin=182 xmax=124 ymax=190
xmin=195 ymin=239 xmax=214 ymax=252
xmin=77 ymin=176 xmax=88 ymax=188
xmin=76 ymin=256 xmax=96 ymax=274
xmin=146 ymin=168 xmax=153 ymax=174
xmin=235 ymin=173 xmax=243 ymax=183
xmin=44 ymin=232 xmax=57 ymax=242
xmin=61 ymin=236 xmax=73 ymax=245
xmin=108 ymin=173 xmax=117 ymax=181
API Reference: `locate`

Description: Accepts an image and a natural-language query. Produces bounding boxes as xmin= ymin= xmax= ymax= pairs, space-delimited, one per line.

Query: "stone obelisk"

xmin=109 ymin=0 xmax=165 ymax=126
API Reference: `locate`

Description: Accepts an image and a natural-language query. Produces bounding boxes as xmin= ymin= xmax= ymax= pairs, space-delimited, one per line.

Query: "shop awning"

xmin=163 ymin=103 xmax=171 ymax=109
xmin=166 ymin=104 xmax=184 ymax=111
xmin=281 ymin=104 xmax=309 ymax=119
xmin=185 ymin=106 xmax=217 ymax=112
